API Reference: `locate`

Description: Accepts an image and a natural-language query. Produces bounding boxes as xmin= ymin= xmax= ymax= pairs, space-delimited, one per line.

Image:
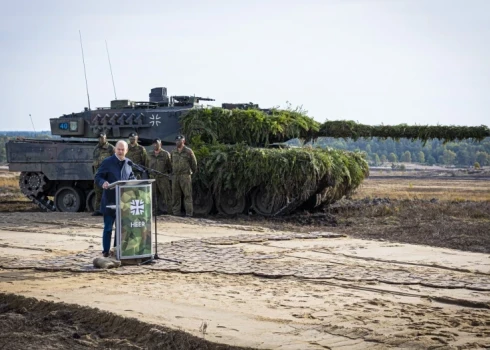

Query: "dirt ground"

xmin=0 ymin=170 xmax=490 ymax=349
xmin=1 ymin=211 xmax=490 ymax=349
xmin=0 ymin=292 xmax=247 ymax=350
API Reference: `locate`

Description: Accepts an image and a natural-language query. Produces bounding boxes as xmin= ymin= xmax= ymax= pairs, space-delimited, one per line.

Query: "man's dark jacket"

xmin=94 ymin=155 xmax=135 ymax=214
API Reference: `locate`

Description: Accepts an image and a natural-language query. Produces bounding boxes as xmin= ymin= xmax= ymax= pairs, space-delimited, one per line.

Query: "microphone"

xmin=128 ymin=161 xmax=170 ymax=178
xmin=127 ymin=160 xmax=145 ymax=173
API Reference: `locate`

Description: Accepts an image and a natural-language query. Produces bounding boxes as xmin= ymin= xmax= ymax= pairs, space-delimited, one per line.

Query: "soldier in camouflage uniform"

xmin=171 ymin=135 xmax=197 ymax=217
xmin=126 ymin=132 xmax=148 ymax=179
xmin=92 ymin=132 xmax=114 ymax=216
xmin=147 ymin=138 xmax=172 ymax=214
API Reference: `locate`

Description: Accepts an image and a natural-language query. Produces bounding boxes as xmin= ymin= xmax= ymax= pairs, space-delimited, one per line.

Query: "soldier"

xmin=92 ymin=132 xmax=114 ymax=216
xmin=147 ymin=138 xmax=172 ymax=214
xmin=171 ymin=135 xmax=197 ymax=217
xmin=126 ymin=132 xmax=148 ymax=179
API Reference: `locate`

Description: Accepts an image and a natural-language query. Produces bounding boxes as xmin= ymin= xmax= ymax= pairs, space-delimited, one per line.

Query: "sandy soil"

xmin=1 ymin=212 xmax=489 ymax=349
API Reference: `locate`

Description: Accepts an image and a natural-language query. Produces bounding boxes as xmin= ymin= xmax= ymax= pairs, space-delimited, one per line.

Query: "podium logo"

xmin=131 ymin=220 xmax=145 ymax=228
xmin=130 ymin=199 xmax=145 ymax=215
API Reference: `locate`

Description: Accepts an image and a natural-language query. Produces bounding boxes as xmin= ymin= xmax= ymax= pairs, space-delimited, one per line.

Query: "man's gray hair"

xmin=116 ymin=140 xmax=128 ymax=150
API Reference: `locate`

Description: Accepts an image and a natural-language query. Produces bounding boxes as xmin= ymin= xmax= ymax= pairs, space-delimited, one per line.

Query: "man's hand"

xmin=102 ymin=181 xmax=109 ymax=189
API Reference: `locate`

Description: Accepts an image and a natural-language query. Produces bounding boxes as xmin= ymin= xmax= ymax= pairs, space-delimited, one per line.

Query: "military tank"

xmin=5 ymin=87 xmax=367 ymax=215
xmin=7 ymin=86 xmax=488 ymax=216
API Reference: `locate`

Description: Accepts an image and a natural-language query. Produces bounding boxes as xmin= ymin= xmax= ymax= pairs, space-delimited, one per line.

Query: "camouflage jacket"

xmin=171 ymin=146 xmax=197 ymax=175
xmin=92 ymin=142 xmax=115 ymax=170
xmin=147 ymin=150 xmax=172 ymax=178
xmin=127 ymin=143 xmax=148 ymax=169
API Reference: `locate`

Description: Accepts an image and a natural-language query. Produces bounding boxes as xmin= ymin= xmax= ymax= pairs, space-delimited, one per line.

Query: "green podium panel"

xmin=112 ymin=180 xmax=154 ymax=260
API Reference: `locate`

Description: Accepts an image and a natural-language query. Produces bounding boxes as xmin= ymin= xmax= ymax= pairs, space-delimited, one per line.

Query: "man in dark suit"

xmin=95 ymin=140 xmax=135 ymax=257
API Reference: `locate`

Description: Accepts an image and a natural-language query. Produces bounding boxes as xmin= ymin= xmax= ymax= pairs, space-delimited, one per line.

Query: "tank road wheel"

xmin=216 ymin=190 xmax=248 ymax=216
xmin=19 ymin=172 xmax=48 ymax=196
xmin=192 ymin=187 xmax=214 ymax=216
xmin=251 ymin=187 xmax=287 ymax=216
xmin=55 ymin=187 xmax=86 ymax=212
xmin=86 ymin=190 xmax=96 ymax=212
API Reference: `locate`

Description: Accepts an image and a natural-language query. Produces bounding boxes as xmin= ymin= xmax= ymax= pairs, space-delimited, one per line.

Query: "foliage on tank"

xmin=319 ymin=121 xmax=490 ymax=143
xmin=192 ymin=143 xmax=367 ymax=200
xmin=182 ymin=108 xmax=490 ymax=146
xmin=181 ymin=107 xmax=319 ymax=146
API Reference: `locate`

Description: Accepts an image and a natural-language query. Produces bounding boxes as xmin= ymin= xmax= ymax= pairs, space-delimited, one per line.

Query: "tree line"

xmin=311 ymin=137 xmax=490 ymax=167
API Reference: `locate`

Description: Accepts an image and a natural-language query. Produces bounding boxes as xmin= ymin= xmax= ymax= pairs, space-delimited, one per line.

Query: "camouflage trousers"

xmin=94 ymin=181 xmax=103 ymax=212
xmin=172 ymin=174 xmax=193 ymax=216
xmin=152 ymin=176 xmax=172 ymax=214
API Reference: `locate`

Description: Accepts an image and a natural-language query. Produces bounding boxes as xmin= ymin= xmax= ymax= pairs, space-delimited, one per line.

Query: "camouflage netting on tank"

xmin=181 ymin=108 xmax=319 ymax=146
xmin=182 ymin=108 xmax=490 ymax=145
xmin=319 ymin=121 xmax=490 ymax=143
xmin=193 ymin=143 xmax=369 ymax=202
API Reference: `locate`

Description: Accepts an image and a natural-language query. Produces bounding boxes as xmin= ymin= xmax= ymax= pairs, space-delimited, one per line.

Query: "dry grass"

xmin=0 ymin=177 xmax=19 ymax=188
xmin=0 ymin=173 xmax=29 ymax=203
xmin=352 ymin=177 xmax=490 ymax=201
xmin=327 ymin=200 xmax=490 ymax=253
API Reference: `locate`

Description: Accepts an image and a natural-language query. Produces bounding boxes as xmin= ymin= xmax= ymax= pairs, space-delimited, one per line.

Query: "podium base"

xmin=121 ymin=257 xmax=153 ymax=266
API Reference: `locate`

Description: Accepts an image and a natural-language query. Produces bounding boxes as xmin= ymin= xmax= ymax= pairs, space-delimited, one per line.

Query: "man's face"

xmin=129 ymin=136 xmax=137 ymax=145
xmin=98 ymin=136 xmax=106 ymax=145
xmin=153 ymin=141 xmax=161 ymax=151
xmin=115 ymin=143 xmax=127 ymax=159
xmin=175 ymin=139 xmax=184 ymax=148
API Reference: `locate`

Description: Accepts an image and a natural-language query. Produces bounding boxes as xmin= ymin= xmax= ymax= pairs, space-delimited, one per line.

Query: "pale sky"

xmin=1 ymin=0 xmax=489 ymax=131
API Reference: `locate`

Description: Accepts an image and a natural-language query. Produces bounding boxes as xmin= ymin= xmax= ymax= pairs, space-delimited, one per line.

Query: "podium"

xmin=107 ymin=179 xmax=155 ymax=261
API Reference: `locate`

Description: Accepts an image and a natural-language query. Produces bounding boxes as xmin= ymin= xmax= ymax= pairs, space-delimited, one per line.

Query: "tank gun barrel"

xmin=318 ymin=121 xmax=490 ymax=143
xmin=182 ymin=108 xmax=490 ymax=146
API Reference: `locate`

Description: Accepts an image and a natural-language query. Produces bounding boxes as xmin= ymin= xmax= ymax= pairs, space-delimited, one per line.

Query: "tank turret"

xmin=50 ymin=87 xmax=215 ymax=145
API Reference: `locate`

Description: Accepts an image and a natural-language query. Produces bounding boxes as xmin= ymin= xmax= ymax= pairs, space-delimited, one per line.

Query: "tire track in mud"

xmin=247 ymin=241 xmax=489 ymax=275
xmin=311 ymin=249 xmax=490 ymax=275
xmin=304 ymin=279 xmax=490 ymax=309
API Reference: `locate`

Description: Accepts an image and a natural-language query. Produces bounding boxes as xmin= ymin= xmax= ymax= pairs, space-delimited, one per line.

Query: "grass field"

xmin=352 ymin=177 xmax=490 ymax=201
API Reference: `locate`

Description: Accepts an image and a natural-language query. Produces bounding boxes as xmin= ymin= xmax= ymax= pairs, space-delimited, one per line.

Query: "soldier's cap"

xmin=128 ymin=132 xmax=138 ymax=138
xmin=152 ymin=138 xmax=161 ymax=144
xmin=98 ymin=132 xmax=106 ymax=138
xmin=175 ymin=135 xmax=185 ymax=140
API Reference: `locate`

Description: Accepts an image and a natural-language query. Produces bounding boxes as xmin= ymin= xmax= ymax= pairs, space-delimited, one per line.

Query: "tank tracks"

xmin=271 ymin=197 xmax=303 ymax=216
xmin=26 ymin=194 xmax=56 ymax=212
xmin=19 ymin=172 xmax=56 ymax=212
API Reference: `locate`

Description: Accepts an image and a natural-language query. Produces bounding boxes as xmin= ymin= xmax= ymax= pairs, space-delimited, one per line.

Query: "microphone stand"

xmin=131 ymin=162 xmax=180 ymax=264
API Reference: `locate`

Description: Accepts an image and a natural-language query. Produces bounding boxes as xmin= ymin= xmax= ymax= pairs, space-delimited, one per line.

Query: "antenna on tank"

xmin=78 ymin=30 xmax=91 ymax=110
xmin=105 ymin=40 xmax=118 ymax=100
xmin=29 ymin=114 xmax=36 ymax=133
